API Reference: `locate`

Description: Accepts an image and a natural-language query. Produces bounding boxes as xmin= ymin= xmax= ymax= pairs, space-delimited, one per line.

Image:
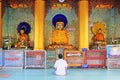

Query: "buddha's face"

xmin=98 ymin=29 xmax=102 ymax=33
xmin=20 ymin=29 xmax=25 ymax=34
xmin=56 ymin=22 xmax=64 ymax=30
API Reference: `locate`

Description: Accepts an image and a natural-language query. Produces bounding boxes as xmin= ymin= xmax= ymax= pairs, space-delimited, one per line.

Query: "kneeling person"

xmin=54 ymin=54 xmax=68 ymax=76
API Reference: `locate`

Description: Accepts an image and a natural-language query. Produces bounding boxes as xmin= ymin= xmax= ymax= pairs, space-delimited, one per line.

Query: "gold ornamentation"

xmin=92 ymin=22 xmax=106 ymax=35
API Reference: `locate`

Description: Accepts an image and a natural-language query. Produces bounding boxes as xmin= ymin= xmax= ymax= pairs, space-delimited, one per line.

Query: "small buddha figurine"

xmin=15 ymin=28 xmax=29 ymax=48
xmin=93 ymin=28 xmax=104 ymax=42
xmin=52 ymin=21 xmax=68 ymax=45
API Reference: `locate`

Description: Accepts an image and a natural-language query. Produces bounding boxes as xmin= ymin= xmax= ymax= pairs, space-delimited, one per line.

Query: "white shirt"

xmin=54 ymin=59 xmax=68 ymax=75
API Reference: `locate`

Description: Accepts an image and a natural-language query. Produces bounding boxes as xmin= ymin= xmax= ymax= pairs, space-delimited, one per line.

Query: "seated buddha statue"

xmin=15 ymin=28 xmax=29 ymax=48
xmin=93 ymin=28 xmax=104 ymax=42
xmin=46 ymin=14 xmax=75 ymax=49
xmin=52 ymin=21 xmax=68 ymax=45
xmin=93 ymin=28 xmax=107 ymax=48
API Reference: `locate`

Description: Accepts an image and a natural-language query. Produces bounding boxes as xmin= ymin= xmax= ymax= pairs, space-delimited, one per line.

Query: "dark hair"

xmin=20 ymin=28 xmax=26 ymax=35
xmin=21 ymin=28 xmax=25 ymax=31
xmin=98 ymin=28 xmax=102 ymax=30
xmin=58 ymin=54 xmax=63 ymax=59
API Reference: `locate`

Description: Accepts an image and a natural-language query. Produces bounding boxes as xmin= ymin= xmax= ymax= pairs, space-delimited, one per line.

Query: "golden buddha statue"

xmin=92 ymin=22 xmax=107 ymax=44
xmin=52 ymin=21 xmax=68 ymax=45
xmin=46 ymin=14 xmax=75 ymax=50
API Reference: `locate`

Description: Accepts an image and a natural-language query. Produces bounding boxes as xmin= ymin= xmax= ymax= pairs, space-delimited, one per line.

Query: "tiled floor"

xmin=0 ymin=68 xmax=120 ymax=80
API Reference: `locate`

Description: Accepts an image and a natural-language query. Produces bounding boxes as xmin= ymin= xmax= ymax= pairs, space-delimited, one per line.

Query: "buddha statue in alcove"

xmin=92 ymin=22 xmax=106 ymax=43
xmin=51 ymin=14 xmax=68 ymax=46
xmin=52 ymin=21 xmax=68 ymax=45
xmin=14 ymin=22 xmax=31 ymax=48
xmin=93 ymin=28 xmax=104 ymax=42
xmin=91 ymin=22 xmax=107 ymax=49
xmin=15 ymin=28 xmax=29 ymax=48
xmin=46 ymin=14 xmax=75 ymax=49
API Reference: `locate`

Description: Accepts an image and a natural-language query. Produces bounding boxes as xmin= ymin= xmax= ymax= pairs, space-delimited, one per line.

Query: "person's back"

xmin=54 ymin=54 xmax=68 ymax=76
